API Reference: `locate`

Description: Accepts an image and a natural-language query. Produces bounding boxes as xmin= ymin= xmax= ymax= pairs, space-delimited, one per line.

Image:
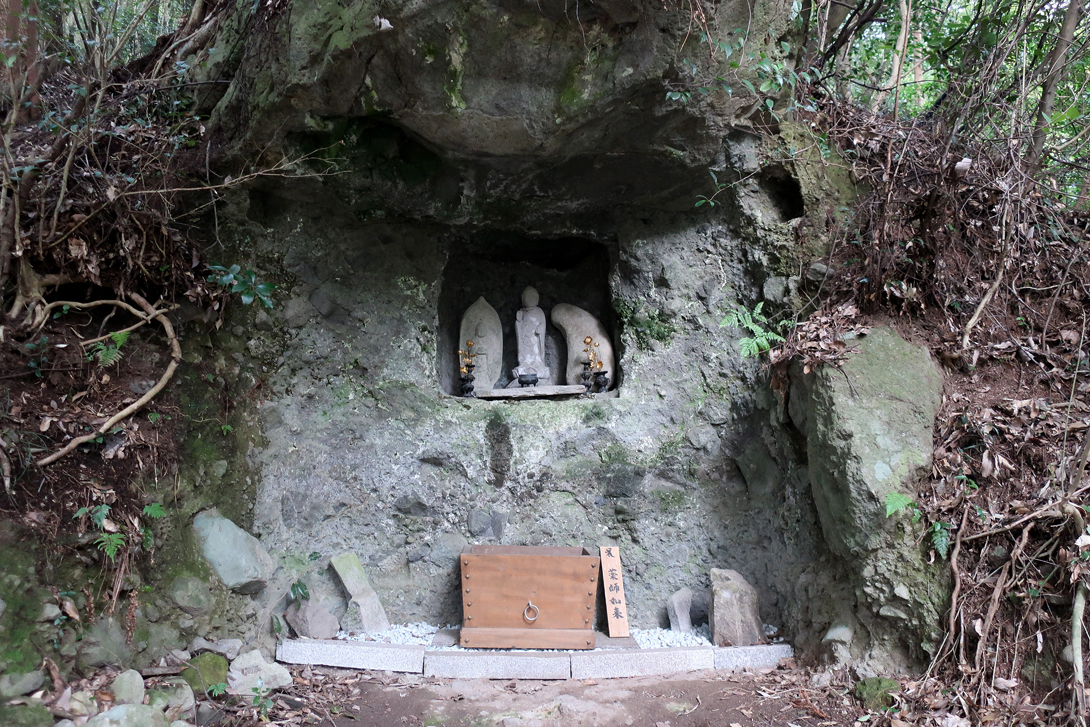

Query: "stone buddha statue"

xmin=511 ymin=286 xmax=551 ymax=385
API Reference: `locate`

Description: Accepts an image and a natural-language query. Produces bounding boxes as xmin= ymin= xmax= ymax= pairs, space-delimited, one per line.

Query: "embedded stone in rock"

xmin=667 ymin=588 xmax=693 ymax=633
xmin=709 ymin=569 xmax=763 ymax=647
xmin=38 ymin=602 xmax=61 ymax=621
xmin=227 ymin=650 xmax=292 ymax=696
xmin=108 ymin=670 xmax=145 ymax=705
xmin=192 ymin=509 xmax=273 ymax=594
xmin=147 ymin=679 xmax=195 ymax=719
xmin=804 ymin=326 xmax=944 ymax=557
xmin=328 ymin=552 xmax=390 ymax=634
xmin=188 ymin=637 xmax=243 ymax=661
xmin=459 ymin=296 xmax=503 ymax=391
xmin=550 ymin=303 xmax=615 ymax=388
xmin=393 ymin=494 xmax=429 ymax=516
xmin=181 ymin=652 xmax=229 ymax=695
xmin=466 ymin=508 xmax=492 ymax=536
xmin=83 ymin=704 xmax=171 ymax=727
xmin=799 ymin=325 xmax=947 ymax=666
xmin=285 ymin=599 xmax=340 ymax=640
xmin=78 ymin=616 xmax=133 ymax=671
xmin=602 ymin=463 xmax=646 ymax=499
xmin=0 ymin=670 xmax=45 ymax=699
xmin=490 ymin=511 xmax=507 ymax=539
xmin=282 ymin=298 xmax=313 ymax=329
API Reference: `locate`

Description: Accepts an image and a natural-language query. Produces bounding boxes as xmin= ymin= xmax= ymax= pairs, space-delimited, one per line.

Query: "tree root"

xmin=0 ymin=434 xmax=11 ymax=496
xmin=6 ymin=258 xmax=81 ymax=329
xmin=36 ymin=292 xmax=181 ymax=467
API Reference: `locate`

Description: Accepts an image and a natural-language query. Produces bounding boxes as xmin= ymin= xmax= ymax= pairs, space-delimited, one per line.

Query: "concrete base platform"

xmin=714 ymin=643 xmax=794 ymax=670
xmin=278 ymin=637 xmax=793 ymax=680
xmin=570 ymin=647 xmax=714 ymax=679
xmin=424 ymin=651 xmax=571 ymax=679
xmin=277 ymin=639 xmax=424 ymax=673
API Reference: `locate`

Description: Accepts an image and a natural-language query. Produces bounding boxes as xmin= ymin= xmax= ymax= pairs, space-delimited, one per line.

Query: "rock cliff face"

xmin=195 ymin=0 xmax=804 ymax=227
xmin=118 ymin=0 xmax=955 ymax=672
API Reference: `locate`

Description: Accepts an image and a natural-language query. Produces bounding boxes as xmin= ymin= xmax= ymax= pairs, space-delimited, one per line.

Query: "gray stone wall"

xmin=219 ymin=198 xmax=828 ymax=635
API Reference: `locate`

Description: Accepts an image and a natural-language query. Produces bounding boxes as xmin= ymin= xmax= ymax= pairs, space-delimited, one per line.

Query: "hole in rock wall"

xmin=758 ymin=165 xmax=805 ymax=222
xmin=437 ymin=232 xmax=617 ymax=395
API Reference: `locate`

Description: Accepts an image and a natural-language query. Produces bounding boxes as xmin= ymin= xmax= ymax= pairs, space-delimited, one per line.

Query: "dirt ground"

xmin=269 ymin=666 xmax=863 ymax=727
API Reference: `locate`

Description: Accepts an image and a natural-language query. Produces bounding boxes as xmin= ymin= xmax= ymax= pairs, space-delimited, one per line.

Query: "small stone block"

xmin=430 ymin=629 xmax=460 ymax=647
xmin=423 ymin=651 xmax=570 ymax=680
xmin=569 ymin=647 xmax=714 ymax=679
xmin=594 ymin=632 xmax=639 ymax=650
xmin=712 ymin=644 xmax=794 ymax=671
xmin=276 ymin=639 xmax=424 ymax=673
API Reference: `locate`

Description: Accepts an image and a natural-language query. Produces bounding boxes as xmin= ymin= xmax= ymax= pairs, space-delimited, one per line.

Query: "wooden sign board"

xmin=599 ymin=546 xmax=630 ymax=638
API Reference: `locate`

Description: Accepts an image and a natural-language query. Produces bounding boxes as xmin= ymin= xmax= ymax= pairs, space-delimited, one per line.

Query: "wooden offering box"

xmin=460 ymin=545 xmax=600 ymax=650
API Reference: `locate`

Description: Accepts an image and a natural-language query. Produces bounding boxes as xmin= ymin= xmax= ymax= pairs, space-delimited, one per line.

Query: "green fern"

xmin=720 ymin=302 xmax=785 ymax=357
xmin=95 ymin=532 xmax=126 ymax=562
xmin=930 ymin=522 xmax=952 ymax=559
xmin=89 ymin=330 xmax=130 ymax=367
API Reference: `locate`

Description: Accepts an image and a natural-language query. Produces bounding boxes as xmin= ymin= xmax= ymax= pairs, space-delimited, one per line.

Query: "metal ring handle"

xmin=523 ymin=601 xmax=540 ymax=623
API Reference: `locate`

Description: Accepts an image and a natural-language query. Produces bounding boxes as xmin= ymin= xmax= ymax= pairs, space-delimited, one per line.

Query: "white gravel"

xmin=333 ymin=623 xmax=772 ymax=651
xmin=630 ymin=625 xmax=712 ymax=648
xmin=336 ymin=622 xmax=445 ymax=645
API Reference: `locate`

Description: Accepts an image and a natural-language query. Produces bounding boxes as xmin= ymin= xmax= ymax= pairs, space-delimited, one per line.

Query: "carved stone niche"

xmin=437 ymin=233 xmax=618 ymax=397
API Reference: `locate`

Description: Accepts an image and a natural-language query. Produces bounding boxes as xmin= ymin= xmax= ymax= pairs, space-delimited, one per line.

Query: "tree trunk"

xmin=3 ymin=0 xmax=41 ymax=121
xmin=871 ymin=0 xmax=912 ymax=110
xmin=1026 ymin=0 xmax=1082 ymax=171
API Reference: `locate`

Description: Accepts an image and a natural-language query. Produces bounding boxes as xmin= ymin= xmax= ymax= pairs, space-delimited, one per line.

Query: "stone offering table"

xmin=476 ymin=385 xmax=587 ymax=400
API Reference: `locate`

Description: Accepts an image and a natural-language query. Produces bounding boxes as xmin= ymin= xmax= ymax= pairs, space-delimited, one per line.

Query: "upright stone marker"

xmin=599 ymin=546 xmax=629 ymax=638
xmin=667 ymin=587 xmax=693 ymax=633
xmin=329 ymin=552 xmax=390 ymax=634
xmin=709 ymin=568 xmax=762 ymax=647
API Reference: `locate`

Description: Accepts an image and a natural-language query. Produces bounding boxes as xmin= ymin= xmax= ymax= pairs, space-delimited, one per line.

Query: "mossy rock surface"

xmin=0 ymin=703 xmax=53 ymax=727
xmin=182 ymin=651 xmax=229 ymax=693
xmin=854 ymin=677 xmax=899 ymax=709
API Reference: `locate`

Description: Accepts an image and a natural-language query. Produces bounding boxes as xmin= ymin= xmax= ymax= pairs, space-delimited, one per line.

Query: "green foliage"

xmin=695 ymin=170 xmax=728 ymax=208
xmin=74 ymin=503 xmax=111 ymax=527
xmin=88 ymin=331 xmax=130 ymax=367
xmin=208 ymin=264 xmax=277 ymax=308
xmin=884 ymin=493 xmax=952 ymax=558
xmin=143 ymin=502 xmax=166 ymax=519
xmin=95 ymin=532 xmax=126 ymax=562
xmin=24 ymin=336 xmax=49 ymax=377
xmin=289 ymin=579 xmax=310 ymax=602
xmin=252 ymin=677 xmax=274 ymax=718
xmin=883 ymin=491 xmax=918 ymax=519
xmin=720 ymin=302 xmax=785 ymax=357
xmin=930 ymin=522 xmax=953 ymax=559
xmin=208 ymin=682 xmax=227 ymax=697
xmin=614 ymin=299 xmax=676 ymax=349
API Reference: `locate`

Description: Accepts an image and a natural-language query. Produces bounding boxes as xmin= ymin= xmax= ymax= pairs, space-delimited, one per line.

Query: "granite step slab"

xmin=424 ymin=651 xmax=570 ymax=679
xmin=570 ymin=646 xmax=714 ymax=679
xmin=276 ymin=639 xmax=423 ymax=673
